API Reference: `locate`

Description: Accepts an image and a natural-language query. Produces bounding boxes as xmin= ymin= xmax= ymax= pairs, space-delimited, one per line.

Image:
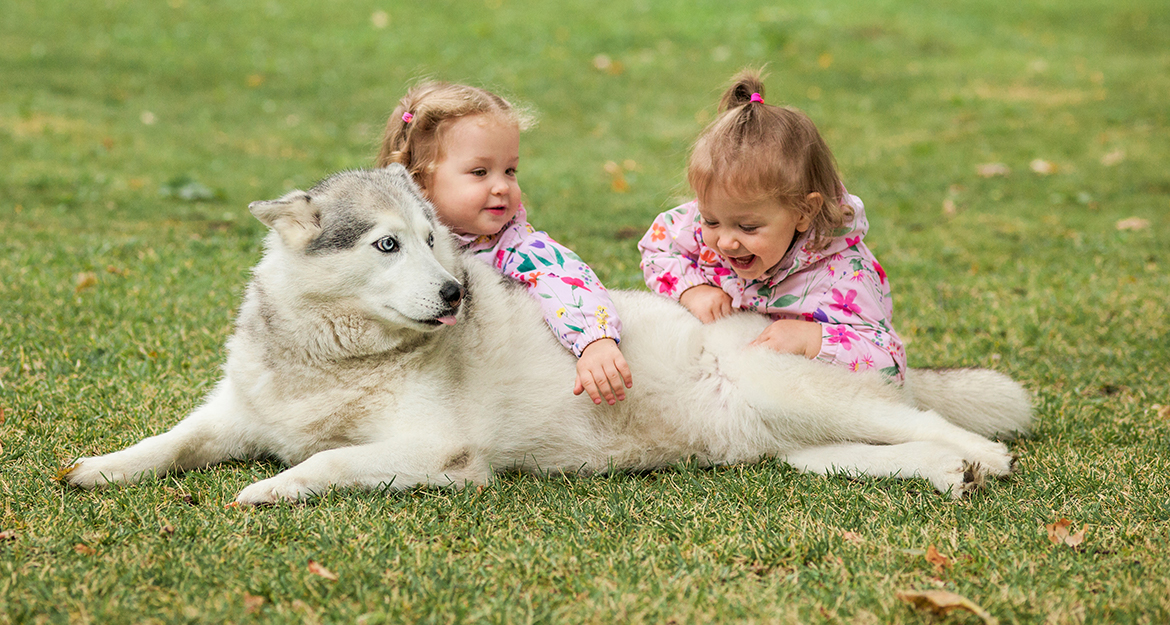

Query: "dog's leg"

xmin=234 ymin=436 xmax=486 ymax=505
xmin=63 ymin=383 xmax=252 ymax=488
xmin=783 ymin=441 xmax=987 ymax=499
xmin=724 ymin=354 xmax=1016 ymax=477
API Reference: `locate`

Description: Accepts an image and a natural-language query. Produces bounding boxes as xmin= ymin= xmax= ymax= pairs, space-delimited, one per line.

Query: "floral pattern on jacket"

xmin=638 ymin=194 xmax=905 ymax=382
xmin=457 ymin=206 xmax=621 ymax=357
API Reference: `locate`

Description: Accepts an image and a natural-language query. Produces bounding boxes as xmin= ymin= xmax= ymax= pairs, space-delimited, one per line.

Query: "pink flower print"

xmin=846 ymin=236 xmax=861 ymax=248
xmin=656 ymin=272 xmax=679 ymax=295
xmin=825 ymin=326 xmax=860 ymax=350
xmin=862 ymin=354 xmax=875 ymax=369
xmin=827 ymin=264 xmax=836 ymax=277
xmin=873 ymin=259 xmax=887 ymax=285
xmin=495 ymin=249 xmax=506 ymax=268
xmin=560 ymin=276 xmax=591 ymax=291
xmin=829 ymin=288 xmax=861 ymax=316
xmin=712 ymin=267 xmax=732 ymax=277
xmin=849 ymin=269 xmax=865 ymax=282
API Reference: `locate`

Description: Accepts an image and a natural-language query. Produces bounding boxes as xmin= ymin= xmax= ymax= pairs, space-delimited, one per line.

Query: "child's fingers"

xmin=602 ymin=363 xmax=626 ymax=402
xmin=573 ymin=377 xmax=585 ymax=396
xmin=580 ymin=374 xmax=603 ymax=404
xmin=616 ymin=357 xmax=633 ymax=388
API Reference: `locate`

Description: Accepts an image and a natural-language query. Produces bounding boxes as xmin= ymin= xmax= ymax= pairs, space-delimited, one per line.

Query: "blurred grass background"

xmin=1 ymin=0 xmax=1168 ymax=623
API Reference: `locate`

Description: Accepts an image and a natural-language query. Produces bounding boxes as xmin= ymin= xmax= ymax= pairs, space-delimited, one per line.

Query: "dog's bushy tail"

xmin=904 ymin=368 xmax=1033 ymax=439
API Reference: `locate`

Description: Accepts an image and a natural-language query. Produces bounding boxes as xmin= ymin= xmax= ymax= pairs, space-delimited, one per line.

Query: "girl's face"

xmin=698 ymin=186 xmax=813 ymax=281
xmin=423 ymin=114 xmax=521 ymax=236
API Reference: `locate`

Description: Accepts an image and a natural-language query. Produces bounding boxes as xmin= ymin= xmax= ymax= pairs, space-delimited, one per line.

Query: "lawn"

xmin=2 ymin=0 xmax=1168 ymax=622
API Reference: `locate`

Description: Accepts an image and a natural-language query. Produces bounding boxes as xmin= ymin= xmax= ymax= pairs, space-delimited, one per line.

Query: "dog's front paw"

xmin=235 ymin=476 xmax=316 ymax=505
xmin=59 ymin=456 xmax=137 ymax=489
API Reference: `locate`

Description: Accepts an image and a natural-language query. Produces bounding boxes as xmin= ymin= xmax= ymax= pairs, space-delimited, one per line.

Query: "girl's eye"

xmin=740 ymin=226 xmax=759 ymax=233
xmin=470 ymin=168 xmax=487 ymax=177
xmin=506 ymin=167 xmax=517 ymax=176
xmin=702 ymin=220 xmax=718 ymax=228
xmin=426 ymin=233 xmax=435 ymax=248
xmin=373 ymin=236 xmax=399 ymax=253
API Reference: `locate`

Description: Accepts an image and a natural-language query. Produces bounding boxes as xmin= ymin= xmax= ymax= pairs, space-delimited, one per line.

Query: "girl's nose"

xmin=718 ymin=233 xmax=740 ymax=251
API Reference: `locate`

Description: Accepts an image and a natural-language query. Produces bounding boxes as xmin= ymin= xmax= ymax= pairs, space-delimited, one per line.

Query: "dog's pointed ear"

xmin=382 ymin=162 xmax=420 ymax=189
xmin=249 ymin=191 xmax=321 ymax=250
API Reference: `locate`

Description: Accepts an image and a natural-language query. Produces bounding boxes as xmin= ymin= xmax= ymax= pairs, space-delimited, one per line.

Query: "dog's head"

xmin=248 ymin=165 xmax=465 ymax=331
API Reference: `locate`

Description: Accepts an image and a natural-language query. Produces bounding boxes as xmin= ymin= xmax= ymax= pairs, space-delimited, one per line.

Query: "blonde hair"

xmin=376 ymin=81 xmax=530 ymax=189
xmin=688 ymin=69 xmax=851 ymax=251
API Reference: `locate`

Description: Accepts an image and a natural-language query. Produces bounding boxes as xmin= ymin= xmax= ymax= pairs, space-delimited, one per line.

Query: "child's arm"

xmin=484 ymin=222 xmax=633 ymax=403
xmin=638 ymin=203 xmax=716 ymax=300
xmin=750 ymin=256 xmax=905 ymax=381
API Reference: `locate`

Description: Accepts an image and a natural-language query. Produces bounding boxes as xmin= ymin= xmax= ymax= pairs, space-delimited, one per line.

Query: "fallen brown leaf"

xmin=74 ymin=272 xmax=98 ymax=293
xmin=74 ymin=544 xmax=96 ymax=556
xmin=1154 ymin=404 xmax=1170 ymax=420
xmin=1046 ymin=518 xmax=1086 ymax=548
xmin=160 ymin=524 xmax=174 ymax=535
xmin=307 ymin=559 xmax=338 ymax=581
xmin=976 ymin=163 xmax=1010 ymax=178
xmin=0 ymin=530 xmax=16 ymax=541
xmin=1115 ymin=217 xmax=1150 ymax=231
xmin=1030 ymin=159 xmax=1057 ymax=175
xmin=897 ymin=589 xmax=998 ymax=625
xmin=1100 ymin=149 xmax=1125 ymax=166
xmin=243 ymin=592 xmax=266 ymax=614
xmin=840 ymin=531 xmax=863 ymax=544
xmin=925 ymin=544 xmax=953 ymax=571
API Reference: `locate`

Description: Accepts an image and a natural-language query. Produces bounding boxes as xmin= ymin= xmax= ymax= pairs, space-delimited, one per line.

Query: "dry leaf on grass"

xmin=1101 ymin=149 xmax=1126 ymax=166
xmin=307 ymin=560 xmax=338 ymax=581
xmin=0 ymin=530 xmax=17 ymax=541
xmin=925 ymin=545 xmax=953 ymax=572
xmin=976 ymin=163 xmax=1010 ymax=177
xmin=840 ymin=530 xmax=863 ymax=544
xmin=1115 ymin=217 xmax=1150 ymax=231
xmin=74 ymin=544 xmax=96 ymax=556
xmin=898 ymin=590 xmax=998 ymax=625
xmin=243 ymin=592 xmax=266 ymax=614
xmin=1154 ymin=404 xmax=1170 ymax=420
xmin=1030 ymin=159 xmax=1057 ymax=175
xmin=1046 ymin=518 xmax=1086 ymax=548
xmin=74 ymin=272 xmax=98 ymax=293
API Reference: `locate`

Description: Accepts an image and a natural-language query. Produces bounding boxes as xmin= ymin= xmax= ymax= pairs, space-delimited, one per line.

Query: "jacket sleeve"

xmin=808 ymin=257 xmax=905 ymax=383
xmin=637 ymin=203 xmax=715 ymax=300
xmin=486 ymin=222 xmax=622 ymax=357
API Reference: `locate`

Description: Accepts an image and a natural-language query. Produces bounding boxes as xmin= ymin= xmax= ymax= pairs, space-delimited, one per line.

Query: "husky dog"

xmin=63 ymin=166 xmax=1032 ymax=503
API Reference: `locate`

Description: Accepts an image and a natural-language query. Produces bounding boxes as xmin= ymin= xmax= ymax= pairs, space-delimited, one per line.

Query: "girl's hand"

xmin=750 ymin=319 xmax=823 ymax=359
xmin=679 ymin=285 xmax=733 ymax=323
xmin=574 ymin=338 xmax=633 ymax=405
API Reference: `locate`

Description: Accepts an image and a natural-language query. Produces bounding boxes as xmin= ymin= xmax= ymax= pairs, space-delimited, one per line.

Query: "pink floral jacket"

xmin=457 ymin=207 xmax=621 ymax=357
xmin=638 ymin=194 xmax=905 ymax=382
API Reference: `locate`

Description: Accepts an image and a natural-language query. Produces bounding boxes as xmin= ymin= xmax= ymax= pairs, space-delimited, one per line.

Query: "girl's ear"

xmin=796 ymin=192 xmax=822 ymax=232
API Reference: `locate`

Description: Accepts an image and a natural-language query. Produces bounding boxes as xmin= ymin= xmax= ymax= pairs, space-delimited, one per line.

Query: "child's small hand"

xmin=679 ymin=285 xmax=733 ymax=324
xmin=750 ymin=319 xmax=823 ymax=359
xmin=574 ymin=338 xmax=633 ymax=405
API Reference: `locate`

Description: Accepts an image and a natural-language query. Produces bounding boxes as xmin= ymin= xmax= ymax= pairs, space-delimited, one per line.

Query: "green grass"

xmin=2 ymin=0 xmax=1168 ymax=622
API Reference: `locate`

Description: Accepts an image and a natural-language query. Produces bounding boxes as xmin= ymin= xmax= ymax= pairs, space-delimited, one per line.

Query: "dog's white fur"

xmin=64 ymin=166 xmax=1032 ymax=502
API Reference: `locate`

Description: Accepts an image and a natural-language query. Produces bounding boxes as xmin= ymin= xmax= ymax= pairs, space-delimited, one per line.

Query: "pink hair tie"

xmin=402 ymin=112 xmax=414 ymax=123
xmin=750 ymin=93 xmax=764 ymax=103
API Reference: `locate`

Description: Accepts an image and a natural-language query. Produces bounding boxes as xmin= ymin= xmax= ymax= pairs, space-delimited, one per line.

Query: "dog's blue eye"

xmin=426 ymin=233 xmax=434 ymax=248
xmin=373 ymin=236 xmax=399 ymax=253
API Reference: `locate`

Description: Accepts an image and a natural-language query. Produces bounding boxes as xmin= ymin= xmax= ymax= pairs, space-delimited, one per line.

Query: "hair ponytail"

xmin=718 ymin=69 xmax=767 ymax=113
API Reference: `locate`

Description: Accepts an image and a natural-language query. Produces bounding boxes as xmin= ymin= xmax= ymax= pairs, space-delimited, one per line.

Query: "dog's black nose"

xmin=440 ymin=282 xmax=464 ymax=308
